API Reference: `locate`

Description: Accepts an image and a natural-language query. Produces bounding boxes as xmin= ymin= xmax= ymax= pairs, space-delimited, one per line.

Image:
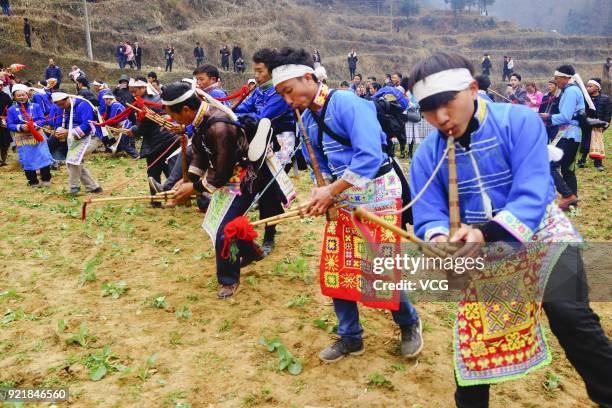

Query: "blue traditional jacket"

xmin=235 ymin=80 xmax=295 ymax=134
xmin=60 ymin=99 xmax=95 ymax=139
xmin=297 ymin=87 xmax=388 ymax=187
xmin=97 ymin=88 xmax=111 ymax=116
xmin=373 ymin=86 xmax=408 ymax=110
xmin=6 ymin=101 xmax=54 ymax=170
xmin=551 ymin=84 xmax=585 ymax=142
xmin=107 ymin=101 xmax=132 ymax=129
xmin=203 ymin=83 xmax=230 ymax=107
xmin=410 ymin=97 xmax=557 ymax=242
xmin=32 ymin=92 xmax=53 ymax=116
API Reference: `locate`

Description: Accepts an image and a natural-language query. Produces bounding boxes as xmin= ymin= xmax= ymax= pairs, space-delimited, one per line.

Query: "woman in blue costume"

xmin=6 ymin=84 xmax=53 ymax=187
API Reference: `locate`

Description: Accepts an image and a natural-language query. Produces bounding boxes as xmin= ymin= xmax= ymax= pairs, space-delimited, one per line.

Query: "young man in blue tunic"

xmin=6 ymin=84 xmax=54 ymax=187
xmin=272 ymin=47 xmax=423 ymax=363
xmin=407 ymin=52 xmax=611 ymax=408
xmin=539 ymin=65 xmax=587 ymax=211
xmin=235 ymin=48 xmax=297 ymax=256
xmin=193 ymin=64 xmax=229 ymax=107
xmin=101 ymin=93 xmax=138 ymax=159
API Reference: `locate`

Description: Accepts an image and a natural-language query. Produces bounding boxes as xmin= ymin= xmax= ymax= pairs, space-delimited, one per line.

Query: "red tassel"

xmin=215 ymin=85 xmax=249 ymax=102
xmin=20 ymin=104 xmax=44 ymax=142
xmin=220 ymin=216 xmax=259 ymax=260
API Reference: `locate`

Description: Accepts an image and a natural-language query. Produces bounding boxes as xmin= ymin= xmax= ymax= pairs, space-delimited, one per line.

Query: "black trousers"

xmin=25 ymin=34 xmax=31 ymax=48
xmin=257 ymin=164 xmax=284 ymax=242
xmin=349 ymin=67 xmax=356 ymax=79
xmin=551 ymin=138 xmax=579 ymax=198
xmin=145 ymin=149 xmax=176 ymax=195
xmin=163 ymin=146 xmax=192 ymax=191
xmin=24 ymin=165 xmax=51 ymax=185
xmin=165 ymin=59 xmax=173 ymax=72
xmin=455 ymin=246 xmax=612 ymax=408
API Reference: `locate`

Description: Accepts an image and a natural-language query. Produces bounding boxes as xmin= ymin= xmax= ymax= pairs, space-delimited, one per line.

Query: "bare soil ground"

xmin=0 ymin=132 xmax=610 ymax=407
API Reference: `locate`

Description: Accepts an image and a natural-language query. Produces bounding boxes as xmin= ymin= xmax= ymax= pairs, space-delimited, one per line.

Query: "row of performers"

xmin=159 ymin=49 xmax=611 ymax=407
xmin=3 ymin=48 xmax=611 ymax=406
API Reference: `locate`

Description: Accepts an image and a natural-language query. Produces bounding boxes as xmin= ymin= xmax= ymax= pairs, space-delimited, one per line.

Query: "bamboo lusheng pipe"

xmin=81 ymin=193 xmax=196 ymax=221
xmin=352 ymin=206 xmax=457 ymax=259
xmin=126 ymin=103 xmax=178 ymax=132
xmin=295 ymin=109 xmax=338 ymax=221
xmin=447 ymin=134 xmax=461 ymax=237
xmin=488 ymin=88 xmax=512 ymax=103
xmin=250 ymin=203 xmax=348 ymax=227
xmin=231 ymin=83 xmax=257 ymax=110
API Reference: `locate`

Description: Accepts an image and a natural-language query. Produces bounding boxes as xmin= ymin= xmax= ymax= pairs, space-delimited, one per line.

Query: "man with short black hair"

xmin=133 ymin=41 xmax=142 ymax=70
xmin=193 ymin=64 xmax=228 ymax=105
xmin=347 ymin=49 xmax=358 ymax=79
xmin=235 ymin=47 xmax=296 ymax=256
xmin=194 ymin=42 xmax=205 ymax=67
xmin=231 ymin=44 xmax=242 ymax=72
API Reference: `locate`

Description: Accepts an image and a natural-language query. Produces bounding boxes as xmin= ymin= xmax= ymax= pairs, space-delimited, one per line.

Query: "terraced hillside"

xmin=0 ymin=0 xmax=609 ymax=88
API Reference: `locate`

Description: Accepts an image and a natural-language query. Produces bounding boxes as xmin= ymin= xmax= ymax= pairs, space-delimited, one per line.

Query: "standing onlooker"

xmin=231 ymin=43 xmax=242 ymax=72
xmin=44 ymin=59 xmax=62 ymax=88
xmin=502 ymin=55 xmax=510 ymax=81
xmin=194 ymin=42 xmax=205 ymax=67
xmin=538 ymin=79 xmax=560 ymax=141
xmin=347 ymin=49 xmax=358 ymax=79
xmin=525 ymin=81 xmax=544 ymax=112
xmin=507 ymin=56 xmax=514 ymax=74
xmin=505 ymin=73 xmax=527 ymax=104
xmin=391 ymin=72 xmax=402 ymax=88
xmin=133 ymin=41 xmax=142 ymax=70
xmin=481 ymin=53 xmax=492 ymax=75
xmin=312 ymin=48 xmax=322 ymax=68
xmin=578 ymin=78 xmax=611 ymax=171
xmin=164 ymin=45 xmax=175 ymax=72
xmin=349 ymin=74 xmax=362 ymax=93
xmin=23 ymin=18 xmax=32 ymax=48
xmin=69 ymin=65 xmax=86 ymax=82
xmin=1 ymin=0 xmax=11 ymax=16
xmin=116 ymin=41 xmax=126 ymax=69
xmin=124 ymin=41 xmax=135 ymax=69
xmin=220 ymin=45 xmax=230 ymax=71
xmin=0 ymin=80 xmax=12 ymax=166
xmin=113 ymin=74 xmax=133 ymax=106
xmin=603 ymin=57 xmax=611 ymax=81
xmin=474 ymin=74 xmax=494 ymax=102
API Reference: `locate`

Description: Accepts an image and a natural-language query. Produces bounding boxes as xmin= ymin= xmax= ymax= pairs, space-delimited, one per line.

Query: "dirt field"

xmin=0 ymin=132 xmax=610 ymax=408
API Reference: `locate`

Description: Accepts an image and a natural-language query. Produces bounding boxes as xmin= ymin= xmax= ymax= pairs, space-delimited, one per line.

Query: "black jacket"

xmin=591 ymin=93 xmax=611 ymax=124
xmin=134 ymin=46 xmax=142 ymax=61
xmin=231 ymin=46 xmax=242 ymax=62
xmin=113 ymin=87 xmax=134 ymax=107
xmin=194 ymin=46 xmax=204 ymax=59
xmin=24 ymin=22 xmax=31 ymax=36
xmin=129 ymin=94 xmax=177 ymax=158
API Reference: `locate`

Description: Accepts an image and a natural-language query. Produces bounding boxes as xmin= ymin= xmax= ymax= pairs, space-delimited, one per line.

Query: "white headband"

xmin=11 ymin=84 xmax=29 ymax=94
xmin=128 ymin=78 xmax=148 ymax=87
xmin=412 ymin=68 xmax=474 ymax=102
xmin=51 ymin=92 xmax=70 ymax=102
xmin=92 ymin=80 xmax=105 ymax=86
xmin=272 ymin=64 xmax=315 ymax=87
xmin=102 ymin=93 xmax=116 ymax=99
xmin=554 ymin=70 xmax=573 ymax=78
xmin=161 ymin=89 xmax=195 ymax=106
xmin=587 ymin=79 xmax=601 ymax=90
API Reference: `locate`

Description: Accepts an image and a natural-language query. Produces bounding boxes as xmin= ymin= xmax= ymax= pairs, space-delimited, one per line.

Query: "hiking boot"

xmin=261 ymin=228 xmax=276 ymax=257
xmin=576 ymin=160 xmax=586 ymax=168
xmin=558 ymin=194 xmax=578 ymax=211
xmin=596 ymin=166 xmax=605 ymax=172
xmin=89 ymin=187 xmax=103 ymax=194
xmin=148 ymin=176 xmax=164 ymax=194
xmin=70 ymin=186 xmax=80 ymax=195
xmin=400 ymin=318 xmax=424 ymax=358
xmin=319 ymin=338 xmax=365 ymax=362
xmin=217 ymin=283 xmax=239 ymax=299
xmin=261 ymin=240 xmax=275 ymax=257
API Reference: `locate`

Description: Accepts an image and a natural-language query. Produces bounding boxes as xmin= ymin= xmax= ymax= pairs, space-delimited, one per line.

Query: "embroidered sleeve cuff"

xmin=425 ymin=226 xmax=449 ymax=242
xmin=188 ymin=165 xmax=205 ymax=177
xmin=493 ymin=210 xmax=533 ymax=242
xmin=203 ymin=179 xmax=217 ymax=194
xmin=341 ymin=169 xmax=372 ymax=188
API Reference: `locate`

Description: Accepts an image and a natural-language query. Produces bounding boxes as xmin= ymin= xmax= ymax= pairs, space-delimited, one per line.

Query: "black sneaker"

xmin=89 ymin=187 xmax=103 ymax=194
xmin=400 ymin=318 xmax=424 ymax=357
xmin=577 ymin=161 xmax=586 ymax=168
xmin=261 ymin=240 xmax=275 ymax=257
xmin=319 ymin=338 xmax=364 ymax=363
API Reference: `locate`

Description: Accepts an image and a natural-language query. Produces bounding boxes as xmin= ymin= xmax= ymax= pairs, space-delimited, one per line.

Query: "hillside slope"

xmin=0 ymin=0 xmax=610 ymax=87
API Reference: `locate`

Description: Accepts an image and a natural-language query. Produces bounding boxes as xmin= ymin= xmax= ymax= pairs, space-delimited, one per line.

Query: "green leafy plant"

xmin=101 ymin=280 xmax=128 ymax=299
xmin=137 ymin=353 xmax=158 ymax=381
xmin=258 ymin=336 xmax=302 ymax=375
xmin=57 ymin=319 xmax=67 ymax=333
xmin=65 ymin=322 xmax=97 ymax=348
xmin=152 ymin=296 xmax=169 ymax=309
xmin=81 ymin=345 xmax=128 ymax=381
xmin=79 ymin=254 xmax=103 ymax=286
xmin=312 ymin=315 xmax=338 ymax=333
xmin=285 ymin=294 xmax=310 ymax=309
xmin=175 ymin=306 xmax=192 ymax=320
xmin=542 ymin=371 xmax=563 ymax=392
xmin=367 ymin=372 xmax=393 ymax=389
xmin=2 ymin=308 xmax=38 ymax=324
